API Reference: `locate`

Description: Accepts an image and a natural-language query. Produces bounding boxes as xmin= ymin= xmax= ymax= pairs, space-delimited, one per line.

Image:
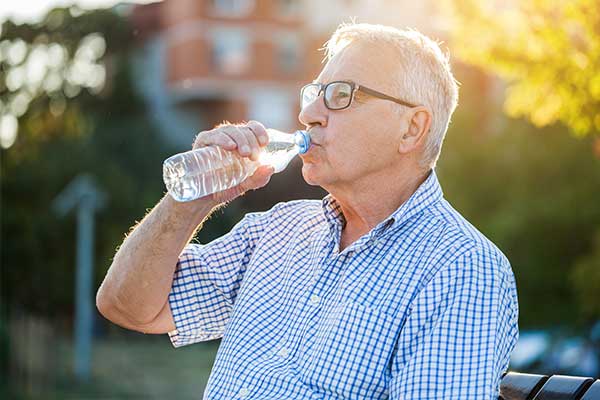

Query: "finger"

xmin=193 ymin=129 xmax=236 ymax=151
xmin=212 ymin=133 xmax=237 ymax=151
xmin=222 ymin=126 xmax=252 ymax=158
xmin=246 ymin=120 xmax=269 ymax=147
xmin=239 ymin=165 xmax=275 ymax=192
xmin=193 ymin=130 xmax=214 ymax=149
xmin=241 ymin=127 xmax=261 ymax=161
xmin=227 ymin=126 xmax=260 ymax=161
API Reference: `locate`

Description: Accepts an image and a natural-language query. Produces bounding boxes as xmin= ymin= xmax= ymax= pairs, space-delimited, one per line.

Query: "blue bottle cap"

xmin=294 ymin=130 xmax=311 ymax=154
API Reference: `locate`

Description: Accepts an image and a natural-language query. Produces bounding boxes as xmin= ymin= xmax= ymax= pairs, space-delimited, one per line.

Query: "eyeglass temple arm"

xmin=357 ymin=85 xmax=418 ymax=108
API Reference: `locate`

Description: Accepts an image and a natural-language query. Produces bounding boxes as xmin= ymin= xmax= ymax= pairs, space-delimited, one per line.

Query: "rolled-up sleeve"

xmin=390 ymin=247 xmax=519 ymax=399
xmin=168 ymin=211 xmax=269 ymax=348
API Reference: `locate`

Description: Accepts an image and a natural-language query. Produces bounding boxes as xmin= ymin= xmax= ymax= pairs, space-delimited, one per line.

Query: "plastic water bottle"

xmin=163 ymin=129 xmax=311 ymax=202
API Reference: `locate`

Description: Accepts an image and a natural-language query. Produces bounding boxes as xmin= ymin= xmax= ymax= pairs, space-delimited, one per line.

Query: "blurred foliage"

xmin=447 ymin=0 xmax=600 ymax=137
xmin=0 ymin=7 xmax=176 ymax=316
xmin=570 ymin=230 xmax=600 ymax=318
xmin=439 ymin=65 xmax=600 ymax=328
xmin=0 ymin=6 xmax=132 ymax=152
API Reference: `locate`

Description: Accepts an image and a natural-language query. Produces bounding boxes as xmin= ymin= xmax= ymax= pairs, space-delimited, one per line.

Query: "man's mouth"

xmin=306 ymin=129 xmax=322 ymax=146
xmin=299 ymin=146 xmax=318 ymax=162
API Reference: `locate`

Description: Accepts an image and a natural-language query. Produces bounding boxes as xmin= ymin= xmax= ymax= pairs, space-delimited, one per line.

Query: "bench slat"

xmin=500 ymin=372 xmax=548 ymax=400
xmin=580 ymin=379 xmax=600 ymax=400
xmin=532 ymin=375 xmax=595 ymax=400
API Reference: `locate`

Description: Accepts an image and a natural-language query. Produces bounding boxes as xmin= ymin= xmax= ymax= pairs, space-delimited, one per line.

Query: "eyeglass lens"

xmin=301 ymin=82 xmax=353 ymax=110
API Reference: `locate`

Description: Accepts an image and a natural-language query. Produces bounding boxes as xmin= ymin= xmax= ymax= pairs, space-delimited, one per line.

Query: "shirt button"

xmin=309 ymin=294 xmax=321 ymax=305
xmin=238 ymin=387 xmax=250 ymax=398
xmin=277 ymin=347 xmax=289 ymax=358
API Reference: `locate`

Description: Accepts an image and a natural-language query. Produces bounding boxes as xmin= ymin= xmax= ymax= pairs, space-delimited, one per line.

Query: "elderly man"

xmin=97 ymin=23 xmax=519 ymax=399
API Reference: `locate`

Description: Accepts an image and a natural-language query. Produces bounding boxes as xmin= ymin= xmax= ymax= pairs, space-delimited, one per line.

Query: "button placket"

xmin=310 ymin=231 xmax=331 ymax=286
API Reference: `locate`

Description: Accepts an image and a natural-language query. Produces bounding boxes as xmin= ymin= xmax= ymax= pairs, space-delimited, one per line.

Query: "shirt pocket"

xmin=298 ymin=300 xmax=397 ymax=399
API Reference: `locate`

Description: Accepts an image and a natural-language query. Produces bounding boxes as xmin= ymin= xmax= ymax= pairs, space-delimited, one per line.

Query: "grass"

xmin=9 ymin=332 xmax=222 ymax=400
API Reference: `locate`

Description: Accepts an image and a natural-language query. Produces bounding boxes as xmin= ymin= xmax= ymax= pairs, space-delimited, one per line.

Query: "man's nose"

xmin=298 ymin=95 xmax=328 ymax=128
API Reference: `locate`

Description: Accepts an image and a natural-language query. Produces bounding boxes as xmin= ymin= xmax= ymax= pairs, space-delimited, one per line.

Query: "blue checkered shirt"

xmin=168 ymin=170 xmax=519 ymax=399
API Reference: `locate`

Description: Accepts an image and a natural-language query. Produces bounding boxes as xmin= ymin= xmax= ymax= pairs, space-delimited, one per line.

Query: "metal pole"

xmin=74 ymin=194 xmax=94 ymax=381
xmin=53 ymin=174 xmax=105 ymax=382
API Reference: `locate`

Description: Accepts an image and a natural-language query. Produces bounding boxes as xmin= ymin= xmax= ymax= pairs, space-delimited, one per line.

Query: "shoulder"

xmin=241 ymin=198 xmax=324 ymax=228
xmin=426 ymin=199 xmax=509 ymax=265
xmin=412 ymin=201 xmax=518 ymax=316
xmin=269 ymin=198 xmax=323 ymax=217
xmin=418 ymin=198 xmax=515 ymax=293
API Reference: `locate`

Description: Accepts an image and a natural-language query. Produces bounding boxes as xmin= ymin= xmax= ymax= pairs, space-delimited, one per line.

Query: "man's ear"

xmin=398 ymin=106 xmax=432 ymax=154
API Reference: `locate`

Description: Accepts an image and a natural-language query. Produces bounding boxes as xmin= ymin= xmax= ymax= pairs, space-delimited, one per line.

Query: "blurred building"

xmin=129 ymin=0 xmax=445 ymax=148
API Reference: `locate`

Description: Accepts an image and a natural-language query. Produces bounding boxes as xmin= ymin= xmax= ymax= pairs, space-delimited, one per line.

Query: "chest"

xmin=225 ymin=230 xmax=414 ymax=398
xmin=245 ymin=225 xmax=413 ymax=308
xmin=219 ymin=217 xmax=459 ymax=398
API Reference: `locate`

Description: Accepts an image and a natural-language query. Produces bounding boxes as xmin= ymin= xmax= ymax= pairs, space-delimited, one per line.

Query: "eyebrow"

xmin=311 ymin=79 xmax=352 ymax=84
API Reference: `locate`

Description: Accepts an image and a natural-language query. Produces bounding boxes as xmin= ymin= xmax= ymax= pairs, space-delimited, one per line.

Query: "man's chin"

xmin=300 ymin=164 xmax=322 ymax=186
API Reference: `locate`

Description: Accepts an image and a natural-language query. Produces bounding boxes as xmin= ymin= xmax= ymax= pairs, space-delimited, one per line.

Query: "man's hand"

xmin=192 ymin=120 xmax=275 ymax=204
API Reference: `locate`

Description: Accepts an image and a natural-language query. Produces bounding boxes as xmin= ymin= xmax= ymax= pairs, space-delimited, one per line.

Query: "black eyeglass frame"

xmin=300 ymin=80 xmax=418 ymax=111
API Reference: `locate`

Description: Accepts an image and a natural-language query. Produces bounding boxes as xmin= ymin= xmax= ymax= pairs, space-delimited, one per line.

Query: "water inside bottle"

xmin=260 ymin=141 xmax=299 ymax=173
xmin=163 ymin=129 xmax=309 ymax=202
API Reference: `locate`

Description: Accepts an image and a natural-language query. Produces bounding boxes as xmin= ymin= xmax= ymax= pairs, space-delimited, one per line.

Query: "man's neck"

xmin=330 ymin=168 xmax=430 ymax=244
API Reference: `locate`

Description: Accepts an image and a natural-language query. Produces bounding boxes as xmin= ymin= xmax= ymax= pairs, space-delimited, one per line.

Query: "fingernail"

xmin=258 ymin=136 xmax=267 ymax=145
xmin=241 ymin=145 xmax=250 ymax=155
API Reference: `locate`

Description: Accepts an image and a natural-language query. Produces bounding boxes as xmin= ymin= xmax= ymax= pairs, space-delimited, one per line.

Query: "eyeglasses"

xmin=300 ymin=80 xmax=418 ymax=111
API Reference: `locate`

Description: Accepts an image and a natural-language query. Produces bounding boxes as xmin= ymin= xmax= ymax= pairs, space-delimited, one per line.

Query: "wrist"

xmin=162 ymin=192 xmax=221 ymax=223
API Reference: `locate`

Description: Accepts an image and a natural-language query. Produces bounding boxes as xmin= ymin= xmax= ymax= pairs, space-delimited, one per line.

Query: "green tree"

xmin=0 ymin=7 xmax=175 ymax=316
xmin=570 ymin=231 xmax=600 ymax=319
xmin=446 ymin=0 xmax=600 ymax=137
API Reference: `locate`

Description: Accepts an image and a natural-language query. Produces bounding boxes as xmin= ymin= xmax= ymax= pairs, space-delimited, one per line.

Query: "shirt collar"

xmin=321 ymin=169 xmax=443 ymax=238
xmin=321 ymin=193 xmax=346 ymax=230
xmin=386 ymin=169 xmax=443 ymax=231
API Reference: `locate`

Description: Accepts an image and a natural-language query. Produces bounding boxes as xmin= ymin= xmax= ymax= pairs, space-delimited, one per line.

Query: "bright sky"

xmin=0 ymin=0 xmax=158 ymax=23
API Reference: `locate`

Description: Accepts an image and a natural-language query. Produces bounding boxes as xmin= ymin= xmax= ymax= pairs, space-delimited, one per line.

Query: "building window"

xmin=210 ymin=0 xmax=254 ymax=17
xmin=211 ymin=29 xmax=250 ymax=75
xmin=277 ymin=0 xmax=300 ymax=17
xmin=249 ymin=89 xmax=293 ymax=130
xmin=277 ymin=34 xmax=300 ymax=74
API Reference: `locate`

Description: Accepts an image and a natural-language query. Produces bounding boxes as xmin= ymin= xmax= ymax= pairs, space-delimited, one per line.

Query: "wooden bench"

xmin=500 ymin=372 xmax=600 ymax=399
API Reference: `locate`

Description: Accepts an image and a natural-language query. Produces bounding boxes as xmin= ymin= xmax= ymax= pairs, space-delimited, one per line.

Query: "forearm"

xmin=97 ymin=121 xmax=273 ymax=330
xmin=97 ymin=193 xmax=219 ymax=326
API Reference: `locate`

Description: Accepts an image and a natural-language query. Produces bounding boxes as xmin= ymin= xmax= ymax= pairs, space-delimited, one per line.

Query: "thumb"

xmin=243 ymin=165 xmax=275 ymax=190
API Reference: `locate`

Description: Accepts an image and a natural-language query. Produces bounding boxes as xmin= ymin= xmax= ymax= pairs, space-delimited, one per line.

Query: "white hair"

xmin=324 ymin=23 xmax=459 ymax=169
